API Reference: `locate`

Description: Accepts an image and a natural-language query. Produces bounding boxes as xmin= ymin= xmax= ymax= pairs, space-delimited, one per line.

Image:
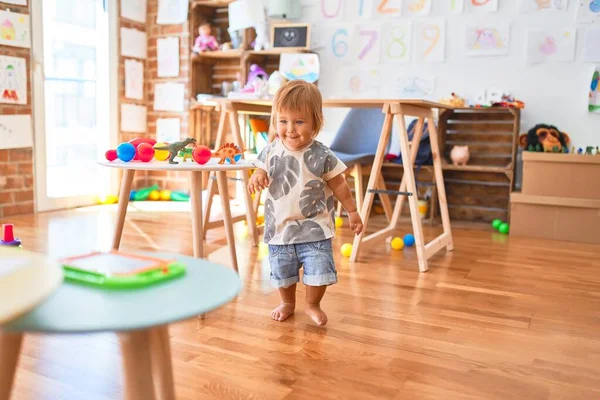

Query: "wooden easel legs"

xmin=350 ymin=103 xmax=453 ymax=272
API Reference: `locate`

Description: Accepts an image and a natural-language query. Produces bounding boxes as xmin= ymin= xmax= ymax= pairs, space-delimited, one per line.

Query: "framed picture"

xmin=270 ymin=23 xmax=310 ymax=50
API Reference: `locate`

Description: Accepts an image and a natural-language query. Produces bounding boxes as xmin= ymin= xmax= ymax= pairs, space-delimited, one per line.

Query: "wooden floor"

xmin=2 ymin=204 xmax=600 ymax=400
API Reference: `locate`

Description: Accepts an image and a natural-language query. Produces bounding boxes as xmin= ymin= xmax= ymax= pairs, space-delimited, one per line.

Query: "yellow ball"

xmin=256 ymin=215 xmax=265 ymax=225
xmin=335 ymin=216 xmax=343 ymax=228
xmin=391 ymin=237 xmax=404 ymax=250
xmin=374 ymin=205 xmax=384 ymax=214
xmin=340 ymin=243 xmax=353 ymax=257
xmin=149 ymin=190 xmax=160 ymax=201
xmin=153 ymin=142 xmax=170 ymax=161
xmin=98 ymin=195 xmax=118 ymax=204
xmin=160 ymin=190 xmax=171 ymax=201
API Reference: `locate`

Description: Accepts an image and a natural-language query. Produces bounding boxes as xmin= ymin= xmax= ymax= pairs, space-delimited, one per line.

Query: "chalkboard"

xmin=271 ymin=23 xmax=310 ymax=50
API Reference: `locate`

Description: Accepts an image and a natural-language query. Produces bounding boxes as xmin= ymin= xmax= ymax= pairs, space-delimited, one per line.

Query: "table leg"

xmin=0 ymin=331 xmax=23 ymax=400
xmin=119 ymin=329 xmax=157 ymax=400
xmin=216 ymin=171 xmax=239 ymax=272
xmin=112 ymin=169 xmax=135 ymax=251
xmin=190 ymin=171 xmax=204 ymax=258
xmin=149 ymin=326 xmax=175 ymax=400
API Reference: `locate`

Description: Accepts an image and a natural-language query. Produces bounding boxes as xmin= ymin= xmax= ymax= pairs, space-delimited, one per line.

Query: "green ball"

xmin=499 ymin=223 xmax=510 ymax=234
xmin=492 ymin=219 xmax=503 ymax=230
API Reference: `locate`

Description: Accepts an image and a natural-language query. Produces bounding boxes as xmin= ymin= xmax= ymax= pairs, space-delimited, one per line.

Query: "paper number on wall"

xmin=358 ymin=28 xmax=380 ymax=60
xmin=332 ymin=28 xmax=349 ymax=57
xmin=387 ymin=26 xmax=407 ymax=59
xmin=422 ymin=25 xmax=440 ymax=58
xmin=378 ymin=0 xmax=400 ymax=14
xmin=321 ymin=0 xmax=343 ymax=18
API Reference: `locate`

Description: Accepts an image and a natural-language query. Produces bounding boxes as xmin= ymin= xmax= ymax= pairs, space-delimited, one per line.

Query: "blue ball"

xmin=403 ymin=233 xmax=415 ymax=247
xmin=116 ymin=142 xmax=135 ymax=162
xmin=130 ymin=190 xmax=137 ymax=201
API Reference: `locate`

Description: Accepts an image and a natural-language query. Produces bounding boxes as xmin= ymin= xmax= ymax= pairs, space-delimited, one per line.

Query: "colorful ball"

xmin=492 ymin=218 xmax=503 ymax=230
xmin=391 ymin=237 xmax=404 ymax=250
xmin=335 ymin=216 xmax=343 ymax=228
xmin=149 ymin=190 xmax=160 ymax=201
xmin=153 ymin=142 xmax=170 ymax=161
xmin=136 ymin=143 xmax=155 ymax=162
xmin=192 ymin=145 xmax=212 ymax=164
xmin=159 ymin=190 xmax=171 ymax=201
xmin=116 ymin=142 xmax=136 ymax=162
xmin=105 ymin=149 xmax=117 ymax=161
xmin=499 ymin=223 xmax=510 ymax=234
xmin=130 ymin=190 xmax=137 ymax=201
xmin=340 ymin=243 xmax=353 ymax=257
xmin=403 ymin=233 xmax=415 ymax=247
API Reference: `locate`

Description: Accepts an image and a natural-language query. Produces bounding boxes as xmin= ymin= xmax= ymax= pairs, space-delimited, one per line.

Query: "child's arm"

xmin=327 ymin=174 xmax=363 ymax=234
xmin=248 ymin=168 xmax=269 ymax=194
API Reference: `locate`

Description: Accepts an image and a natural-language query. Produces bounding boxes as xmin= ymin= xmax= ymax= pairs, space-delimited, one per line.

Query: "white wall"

xmin=298 ymin=0 xmax=600 ymax=150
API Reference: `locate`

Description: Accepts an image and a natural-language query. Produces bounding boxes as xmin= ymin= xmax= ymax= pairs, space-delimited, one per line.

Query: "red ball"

xmin=136 ymin=143 xmax=155 ymax=162
xmin=105 ymin=149 xmax=117 ymax=161
xmin=192 ymin=145 xmax=212 ymax=164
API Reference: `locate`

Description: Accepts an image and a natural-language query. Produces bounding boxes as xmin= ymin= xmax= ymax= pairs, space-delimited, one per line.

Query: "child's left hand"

xmin=348 ymin=211 xmax=363 ymax=235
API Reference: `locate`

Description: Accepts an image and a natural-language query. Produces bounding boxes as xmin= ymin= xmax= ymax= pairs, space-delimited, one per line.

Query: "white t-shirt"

xmin=254 ymin=139 xmax=347 ymax=245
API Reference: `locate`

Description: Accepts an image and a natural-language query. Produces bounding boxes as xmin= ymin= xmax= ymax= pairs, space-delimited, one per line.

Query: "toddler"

xmin=248 ymin=80 xmax=363 ymax=326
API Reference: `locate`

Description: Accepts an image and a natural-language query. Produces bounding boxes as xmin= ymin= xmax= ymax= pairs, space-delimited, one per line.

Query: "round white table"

xmin=99 ymin=159 xmax=257 ymax=272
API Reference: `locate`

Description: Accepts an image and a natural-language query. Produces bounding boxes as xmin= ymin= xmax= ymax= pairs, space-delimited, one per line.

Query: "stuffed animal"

xmin=519 ymin=124 xmax=571 ymax=153
xmin=193 ymin=23 xmax=219 ymax=53
xmin=450 ymin=145 xmax=470 ymax=166
xmin=440 ymin=92 xmax=466 ymax=107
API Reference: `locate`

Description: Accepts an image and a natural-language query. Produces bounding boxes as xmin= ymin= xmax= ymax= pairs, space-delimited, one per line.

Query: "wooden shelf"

xmin=441 ymin=164 xmax=509 ymax=173
xmin=245 ymin=49 xmax=313 ymax=56
xmin=192 ymin=0 xmax=234 ymax=9
xmin=192 ymin=50 xmax=243 ymax=61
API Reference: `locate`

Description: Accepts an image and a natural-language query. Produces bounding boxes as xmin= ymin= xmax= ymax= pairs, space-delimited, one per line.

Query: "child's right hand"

xmin=248 ymin=171 xmax=269 ymax=194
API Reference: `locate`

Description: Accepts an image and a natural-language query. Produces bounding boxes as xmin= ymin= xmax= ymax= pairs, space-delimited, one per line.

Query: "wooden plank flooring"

xmin=2 ymin=204 xmax=600 ymax=400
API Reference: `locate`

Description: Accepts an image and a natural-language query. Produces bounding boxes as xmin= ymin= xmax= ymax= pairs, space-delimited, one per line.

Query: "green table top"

xmin=2 ymin=252 xmax=241 ymax=334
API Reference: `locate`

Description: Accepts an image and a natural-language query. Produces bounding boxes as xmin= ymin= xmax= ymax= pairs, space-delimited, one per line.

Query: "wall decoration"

xmin=323 ymin=24 xmax=355 ymax=62
xmin=157 ymin=0 xmax=188 ymax=24
xmin=381 ymin=22 xmax=412 ymax=63
xmin=404 ymin=0 xmax=432 ymax=16
xmin=381 ymin=75 xmax=436 ymax=99
xmin=451 ymin=0 xmax=465 ymax=13
xmin=120 ymin=0 xmax=147 ymax=23
xmin=0 ymin=0 xmax=27 ymax=6
xmin=465 ymin=22 xmax=510 ymax=56
xmin=120 ymin=27 xmax=147 ymax=59
xmin=465 ymin=0 xmax=499 ymax=12
xmin=373 ymin=0 xmax=402 ymax=17
xmin=153 ymin=83 xmax=184 ymax=112
xmin=518 ymin=0 xmax=569 ymax=12
xmin=415 ymin=18 xmax=446 ymax=63
xmin=583 ymin=28 xmax=600 ymax=62
xmin=590 ymin=67 xmax=600 ymax=113
xmin=124 ymin=59 xmax=144 ymax=100
xmin=336 ymin=67 xmax=381 ymax=98
xmin=157 ymin=36 xmax=180 ymax=77
xmin=120 ymin=104 xmax=147 ymax=133
xmin=354 ymin=24 xmax=381 ymax=64
xmin=0 ymin=55 xmax=26 ymax=105
xmin=279 ymin=53 xmax=320 ymax=82
xmin=577 ymin=0 xmax=600 ymax=23
xmin=526 ymin=29 xmax=576 ymax=64
xmin=271 ymin=23 xmax=311 ymax=50
xmin=0 ymin=114 xmax=32 ymax=150
xmin=0 ymin=10 xmax=30 ymax=48
xmin=320 ymin=0 xmax=346 ymax=20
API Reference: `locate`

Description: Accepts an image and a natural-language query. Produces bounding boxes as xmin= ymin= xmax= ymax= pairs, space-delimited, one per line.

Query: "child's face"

xmin=276 ymin=109 xmax=315 ymax=151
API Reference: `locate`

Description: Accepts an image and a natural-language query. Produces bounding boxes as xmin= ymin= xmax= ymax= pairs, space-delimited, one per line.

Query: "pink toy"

xmin=193 ymin=23 xmax=219 ymax=53
xmin=136 ymin=143 xmax=155 ymax=162
xmin=450 ymin=145 xmax=470 ymax=166
xmin=105 ymin=149 xmax=117 ymax=161
xmin=192 ymin=145 xmax=211 ymax=164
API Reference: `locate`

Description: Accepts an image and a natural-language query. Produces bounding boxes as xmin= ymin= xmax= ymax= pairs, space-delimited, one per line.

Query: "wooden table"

xmin=99 ymin=159 xmax=257 ymax=272
xmin=193 ymin=98 xmax=455 ymax=272
xmin=0 ymin=251 xmax=241 ymax=400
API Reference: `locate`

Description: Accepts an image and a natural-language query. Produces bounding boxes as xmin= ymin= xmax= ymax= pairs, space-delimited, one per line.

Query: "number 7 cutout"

xmin=355 ymin=24 xmax=382 ymax=64
xmin=415 ymin=18 xmax=446 ymax=63
xmin=382 ymin=22 xmax=412 ymax=64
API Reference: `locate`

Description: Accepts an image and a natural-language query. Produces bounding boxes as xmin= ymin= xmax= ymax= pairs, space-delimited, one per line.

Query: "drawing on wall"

xmin=465 ymin=0 xmax=499 ymax=12
xmin=321 ymin=0 xmax=346 ymax=20
xmin=336 ymin=67 xmax=381 ymax=98
xmin=526 ymin=29 xmax=576 ymax=64
xmin=451 ymin=0 xmax=465 ymax=13
xmin=157 ymin=0 xmax=188 ymax=24
xmin=415 ymin=18 xmax=446 ymax=63
xmin=157 ymin=36 xmax=180 ymax=77
xmin=0 ymin=114 xmax=32 ymax=150
xmin=583 ymin=28 xmax=600 ymax=62
xmin=381 ymin=76 xmax=436 ymax=99
xmin=120 ymin=0 xmax=147 ymax=23
xmin=518 ymin=0 xmax=569 ymax=12
xmin=0 ymin=55 xmax=26 ymax=105
xmin=404 ymin=0 xmax=432 ymax=16
xmin=381 ymin=22 xmax=412 ymax=63
xmin=0 ymin=10 xmax=30 ymax=48
xmin=354 ymin=24 xmax=381 ymax=64
xmin=590 ymin=67 xmax=600 ymax=113
xmin=124 ymin=59 xmax=144 ymax=100
xmin=0 ymin=0 xmax=27 ymax=6
xmin=465 ymin=22 xmax=510 ymax=56
xmin=578 ymin=0 xmax=600 ymax=22
xmin=279 ymin=53 xmax=320 ymax=82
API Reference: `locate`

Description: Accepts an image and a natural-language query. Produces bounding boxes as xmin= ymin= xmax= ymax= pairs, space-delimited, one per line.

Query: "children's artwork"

xmin=279 ymin=53 xmax=320 ymax=82
xmin=321 ymin=0 xmax=346 ymax=20
xmin=120 ymin=104 xmax=147 ymax=133
xmin=0 ymin=114 xmax=32 ymax=149
xmin=465 ymin=0 xmax=498 ymax=12
xmin=323 ymin=25 xmax=356 ymax=62
xmin=0 ymin=0 xmax=27 ymax=4
xmin=583 ymin=28 xmax=600 ymax=62
xmin=156 ymin=118 xmax=181 ymax=143
xmin=120 ymin=0 xmax=147 ymax=23
xmin=382 ymin=76 xmax=436 ymax=99
xmin=157 ymin=0 xmax=189 ymax=24
xmin=526 ymin=29 xmax=576 ymax=64
xmin=354 ymin=24 xmax=382 ymax=64
xmin=578 ymin=0 xmax=600 ymax=22
xmin=336 ymin=67 xmax=381 ymax=98
xmin=0 ymin=55 xmax=26 ymax=105
xmin=518 ymin=0 xmax=569 ymax=12
xmin=451 ymin=0 xmax=465 ymax=13
xmin=157 ymin=37 xmax=180 ymax=77
xmin=374 ymin=0 xmax=402 ymax=17
xmin=404 ymin=0 xmax=432 ymax=16
xmin=590 ymin=67 xmax=600 ymax=113
xmin=381 ymin=22 xmax=412 ymax=63
xmin=465 ymin=22 xmax=510 ymax=56
xmin=0 ymin=10 xmax=31 ymax=48
xmin=124 ymin=59 xmax=144 ymax=100
xmin=415 ymin=18 xmax=446 ymax=63
xmin=120 ymin=27 xmax=147 ymax=59
xmin=153 ymin=83 xmax=185 ymax=112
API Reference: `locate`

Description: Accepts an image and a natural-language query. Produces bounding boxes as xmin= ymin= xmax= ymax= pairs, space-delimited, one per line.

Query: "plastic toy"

xmin=212 ymin=143 xmax=245 ymax=164
xmin=136 ymin=143 xmax=155 ymax=162
xmin=170 ymin=191 xmax=190 ymax=201
xmin=193 ymin=23 xmax=219 ymax=53
xmin=403 ymin=234 xmax=415 ymax=247
xmin=340 ymin=243 xmax=352 ymax=257
xmin=133 ymin=184 xmax=159 ymax=201
xmin=177 ymin=148 xmax=194 ymax=162
xmin=149 ymin=190 xmax=161 ymax=201
xmin=439 ymin=92 xmax=466 ymax=107
xmin=1 ymin=224 xmax=21 ymax=247
xmin=335 ymin=216 xmax=343 ymax=228
xmin=492 ymin=218 xmax=503 ymax=230
xmin=192 ymin=145 xmax=212 ymax=164
xmin=153 ymin=142 xmax=170 ymax=161
xmin=390 ymin=237 xmax=404 ymax=250
xmin=153 ymin=137 xmax=197 ymax=164
xmin=60 ymin=251 xmax=186 ymax=289
xmin=116 ymin=142 xmax=136 ymax=162
xmin=105 ymin=149 xmax=117 ymax=161
xmin=450 ymin=145 xmax=470 ymax=166
xmin=160 ymin=190 xmax=171 ymax=201
xmin=98 ymin=195 xmax=118 ymax=204
xmin=127 ymin=137 xmax=157 ymax=161
xmin=498 ymin=223 xmax=510 ymax=234
xmin=245 ymin=64 xmax=269 ymax=89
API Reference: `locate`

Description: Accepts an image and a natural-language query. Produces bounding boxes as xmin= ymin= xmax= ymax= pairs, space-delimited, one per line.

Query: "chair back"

xmin=328 ymin=108 xmax=387 ymax=155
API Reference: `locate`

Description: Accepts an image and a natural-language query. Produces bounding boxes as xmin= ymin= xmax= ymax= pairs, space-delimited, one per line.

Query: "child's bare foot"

xmin=271 ymin=302 xmax=295 ymax=322
xmin=305 ymin=303 xmax=328 ymax=326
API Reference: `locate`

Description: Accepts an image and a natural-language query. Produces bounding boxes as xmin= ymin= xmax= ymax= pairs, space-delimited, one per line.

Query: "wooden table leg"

xmin=190 ymin=171 xmax=204 ymax=258
xmin=0 ymin=331 xmax=23 ymax=400
xmin=149 ymin=326 xmax=175 ymax=400
xmin=216 ymin=171 xmax=239 ymax=272
xmin=119 ymin=329 xmax=157 ymax=400
xmin=112 ymin=169 xmax=135 ymax=251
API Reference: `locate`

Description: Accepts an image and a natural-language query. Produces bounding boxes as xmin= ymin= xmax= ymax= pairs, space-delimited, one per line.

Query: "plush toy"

xmin=252 ymin=6 xmax=269 ymax=51
xmin=440 ymin=92 xmax=466 ymax=107
xmin=450 ymin=145 xmax=470 ymax=166
xmin=193 ymin=23 xmax=219 ymax=53
xmin=519 ymin=124 xmax=571 ymax=153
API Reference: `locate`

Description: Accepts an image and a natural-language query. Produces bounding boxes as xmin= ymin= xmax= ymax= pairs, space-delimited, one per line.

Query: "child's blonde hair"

xmin=271 ymin=80 xmax=323 ymax=136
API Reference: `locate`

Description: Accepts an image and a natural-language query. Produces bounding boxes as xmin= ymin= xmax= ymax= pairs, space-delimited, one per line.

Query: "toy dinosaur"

xmin=153 ymin=137 xmax=197 ymax=164
xmin=177 ymin=148 xmax=194 ymax=162
xmin=212 ymin=142 xmax=246 ymax=164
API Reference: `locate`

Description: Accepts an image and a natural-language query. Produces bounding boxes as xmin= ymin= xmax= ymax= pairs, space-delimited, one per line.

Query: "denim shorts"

xmin=268 ymin=239 xmax=337 ymax=288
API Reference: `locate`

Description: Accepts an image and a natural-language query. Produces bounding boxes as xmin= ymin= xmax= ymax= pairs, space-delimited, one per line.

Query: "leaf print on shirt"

xmin=327 ymin=195 xmax=335 ymax=226
xmin=263 ymin=198 xmax=276 ymax=243
xmin=304 ymin=142 xmax=338 ymax=177
xmin=299 ymin=180 xmax=327 ymax=218
xmin=268 ymin=151 xmax=300 ymax=200
xmin=283 ymin=220 xmax=326 ymax=244
xmin=257 ymin=141 xmax=274 ymax=164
